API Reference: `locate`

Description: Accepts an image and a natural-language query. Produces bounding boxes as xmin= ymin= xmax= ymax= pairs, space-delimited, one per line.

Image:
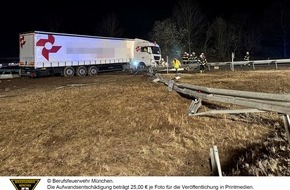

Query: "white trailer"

xmin=19 ymin=31 xmax=162 ymax=77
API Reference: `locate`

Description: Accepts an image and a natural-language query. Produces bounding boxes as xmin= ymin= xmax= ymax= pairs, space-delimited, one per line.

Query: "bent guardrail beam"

xmin=177 ymin=83 xmax=290 ymax=102
xmin=154 ymin=74 xmax=290 ymax=144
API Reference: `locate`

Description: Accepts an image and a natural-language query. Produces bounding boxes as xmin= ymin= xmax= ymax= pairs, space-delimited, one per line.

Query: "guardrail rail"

xmin=153 ymin=73 xmax=290 ymax=144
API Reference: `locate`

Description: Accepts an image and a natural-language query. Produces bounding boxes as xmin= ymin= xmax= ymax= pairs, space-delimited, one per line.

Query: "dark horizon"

xmin=0 ymin=0 xmax=288 ymax=59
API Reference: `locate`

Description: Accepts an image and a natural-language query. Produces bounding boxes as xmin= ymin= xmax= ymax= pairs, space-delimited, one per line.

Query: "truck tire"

xmin=138 ymin=62 xmax=146 ymax=69
xmin=76 ymin=66 xmax=87 ymax=76
xmin=88 ymin=66 xmax=98 ymax=76
xmin=63 ymin=67 xmax=75 ymax=77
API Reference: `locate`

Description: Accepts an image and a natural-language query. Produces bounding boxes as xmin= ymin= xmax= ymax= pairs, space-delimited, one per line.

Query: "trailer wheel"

xmin=63 ymin=67 xmax=75 ymax=77
xmin=76 ymin=66 xmax=88 ymax=76
xmin=88 ymin=66 xmax=98 ymax=76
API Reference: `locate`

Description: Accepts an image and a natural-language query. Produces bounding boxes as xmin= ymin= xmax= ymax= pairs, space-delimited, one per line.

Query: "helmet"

xmin=246 ymin=52 xmax=249 ymax=54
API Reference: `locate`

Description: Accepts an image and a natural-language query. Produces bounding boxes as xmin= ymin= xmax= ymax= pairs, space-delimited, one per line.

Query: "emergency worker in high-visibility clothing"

xmin=182 ymin=52 xmax=189 ymax=64
xmin=199 ymin=52 xmax=207 ymax=73
xmin=189 ymin=52 xmax=198 ymax=63
xmin=172 ymin=58 xmax=181 ymax=75
xmin=243 ymin=51 xmax=250 ymax=67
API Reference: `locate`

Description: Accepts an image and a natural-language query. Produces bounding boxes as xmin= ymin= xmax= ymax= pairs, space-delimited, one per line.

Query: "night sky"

xmin=0 ymin=0 xmax=277 ymax=58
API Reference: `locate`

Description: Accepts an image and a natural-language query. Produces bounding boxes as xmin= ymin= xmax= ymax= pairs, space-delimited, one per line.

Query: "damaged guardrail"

xmin=154 ymin=73 xmax=290 ymax=144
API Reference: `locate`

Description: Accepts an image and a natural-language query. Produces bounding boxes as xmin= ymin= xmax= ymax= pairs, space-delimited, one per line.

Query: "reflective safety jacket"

xmin=172 ymin=59 xmax=181 ymax=69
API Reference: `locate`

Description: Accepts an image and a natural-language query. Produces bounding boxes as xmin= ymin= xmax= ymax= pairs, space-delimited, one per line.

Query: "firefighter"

xmin=199 ymin=52 xmax=207 ymax=73
xmin=189 ymin=52 xmax=198 ymax=64
xmin=244 ymin=51 xmax=250 ymax=67
xmin=172 ymin=58 xmax=181 ymax=75
xmin=182 ymin=52 xmax=189 ymax=64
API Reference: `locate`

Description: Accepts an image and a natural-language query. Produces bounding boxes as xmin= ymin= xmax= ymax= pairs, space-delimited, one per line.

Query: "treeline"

xmin=148 ymin=0 xmax=290 ymax=62
xmin=46 ymin=0 xmax=290 ymax=62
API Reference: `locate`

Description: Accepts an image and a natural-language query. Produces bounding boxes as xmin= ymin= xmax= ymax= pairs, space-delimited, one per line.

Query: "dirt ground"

xmin=0 ymin=67 xmax=289 ymax=176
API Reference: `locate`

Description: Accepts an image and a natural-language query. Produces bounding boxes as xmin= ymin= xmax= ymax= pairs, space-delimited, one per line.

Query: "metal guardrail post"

xmin=230 ymin=62 xmax=234 ymax=71
xmin=168 ymin=80 xmax=174 ymax=91
xmin=281 ymin=114 xmax=290 ymax=145
xmin=231 ymin=52 xmax=235 ymax=72
xmin=209 ymin=145 xmax=222 ymax=176
xmin=275 ymin=61 xmax=278 ymax=69
xmin=188 ymin=98 xmax=202 ymax=115
xmin=148 ymin=66 xmax=154 ymax=76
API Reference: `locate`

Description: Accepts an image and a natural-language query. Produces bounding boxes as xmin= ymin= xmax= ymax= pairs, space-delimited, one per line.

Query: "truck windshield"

xmin=150 ymin=46 xmax=160 ymax=54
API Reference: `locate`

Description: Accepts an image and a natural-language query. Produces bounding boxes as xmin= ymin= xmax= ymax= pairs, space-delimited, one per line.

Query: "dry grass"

xmin=0 ymin=69 xmax=289 ymax=176
xmin=227 ymin=124 xmax=290 ymax=176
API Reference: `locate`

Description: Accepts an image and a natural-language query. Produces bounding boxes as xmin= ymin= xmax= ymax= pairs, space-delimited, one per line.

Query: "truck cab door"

xmin=134 ymin=46 xmax=152 ymax=66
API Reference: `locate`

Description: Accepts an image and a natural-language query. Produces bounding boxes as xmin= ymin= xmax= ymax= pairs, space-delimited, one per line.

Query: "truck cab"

xmin=132 ymin=39 xmax=161 ymax=69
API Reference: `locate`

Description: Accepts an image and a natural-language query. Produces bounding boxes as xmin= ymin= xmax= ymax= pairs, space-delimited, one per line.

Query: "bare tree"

xmin=173 ymin=0 xmax=206 ymax=53
xmin=227 ymin=22 xmax=243 ymax=59
xmin=205 ymin=17 xmax=245 ymax=61
xmin=243 ymin=27 xmax=262 ymax=56
xmin=203 ymin=23 xmax=212 ymax=54
xmin=149 ymin=19 xmax=183 ymax=61
xmin=96 ymin=12 xmax=124 ymax=37
xmin=264 ymin=0 xmax=290 ymax=58
xmin=226 ymin=14 xmax=249 ymax=60
xmin=275 ymin=1 xmax=290 ymax=58
xmin=209 ymin=17 xmax=228 ymax=60
xmin=48 ymin=13 xmax=62 ymax=32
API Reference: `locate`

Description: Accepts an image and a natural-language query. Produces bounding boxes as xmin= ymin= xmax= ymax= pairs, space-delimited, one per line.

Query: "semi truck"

xmin=19 ymin=31 xmax=162 ymax=77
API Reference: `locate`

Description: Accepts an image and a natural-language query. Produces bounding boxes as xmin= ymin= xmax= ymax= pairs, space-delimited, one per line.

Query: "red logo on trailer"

xmin=136 ymin=46 xmax=141 ymax=52
xmin=20 ymin=35 xmax=26 ymax=48
xmin=36 ymin=35 xmax=62 ymax=61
